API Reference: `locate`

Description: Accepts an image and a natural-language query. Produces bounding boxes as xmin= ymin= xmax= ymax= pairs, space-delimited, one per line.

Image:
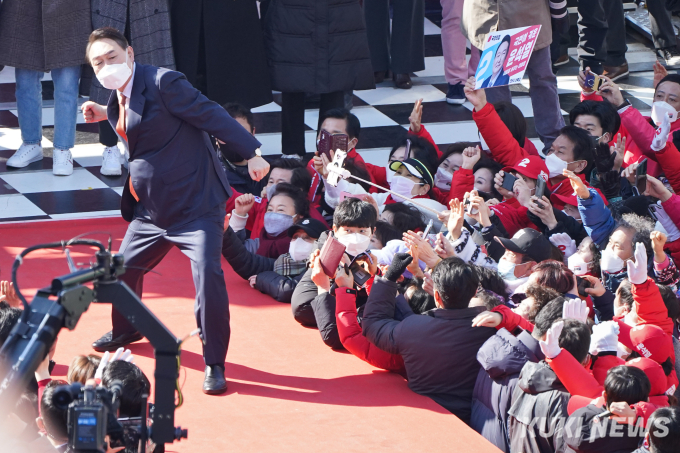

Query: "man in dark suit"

xmin=81 ymin=27 xmax=270 ymax=394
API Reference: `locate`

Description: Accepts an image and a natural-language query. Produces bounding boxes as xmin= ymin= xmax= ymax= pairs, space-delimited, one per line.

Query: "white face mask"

xmin=651 ymin=101 xmax=678 ymax=125
xmin=497 ymin=258 xmax=518 ymax=281
xmin=434 ymin=167 xmax=454 ymax=191
xmin=96 ymin=50 xmax=132 ymax=90
xmin=600 ymin=248 xmax=625 ymax=274
xmin=336 ymin=232 xmax=371 ymax=257
xmin=545 ymin=153 xmax=569 ymax=179
xmin=289 ymin=237 xmax=314 ymax=261
xmin=568 ymin=253 xmax=592 ymax=276
xmin=389 ymin=175 xmax=420 ymax=200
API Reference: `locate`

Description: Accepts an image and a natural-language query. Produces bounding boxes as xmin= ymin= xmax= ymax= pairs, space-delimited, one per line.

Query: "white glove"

xmin=651 ymin=113 xmax=672 ymax=152
xmin=540 ymin=320 xmax=564 ymax=359
xmin=626 ymin=242 xmax=648 ymax=285
xmin=549 ymin=233 xmax=577 ymax=259
xmin=562 ymin=298 xmax=590 ymax=323
xmin=589 ymin=321 xmax=620 ymax=355
xmin=94 ymin=347 xmax=135 ymax=380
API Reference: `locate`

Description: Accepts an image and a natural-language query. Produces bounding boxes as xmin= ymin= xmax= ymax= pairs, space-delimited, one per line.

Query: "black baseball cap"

xmin=494 ymin=228 xmax=552 ymax=263
xmin=287 ymin=218 xmax=327 ymax=239
xmin=389 ymin=158 xmax=434 ymax=187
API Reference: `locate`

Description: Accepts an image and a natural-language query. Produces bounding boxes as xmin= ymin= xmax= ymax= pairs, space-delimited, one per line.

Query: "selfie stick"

xmin=325 ymin=151 xmax=442 ymax=215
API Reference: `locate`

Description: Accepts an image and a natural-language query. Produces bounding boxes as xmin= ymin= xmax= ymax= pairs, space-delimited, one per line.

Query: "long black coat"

xmin=170 ymin=0 xmax=272 ymax=109
xmin=263 ymin=0 xmax=374 ymax=94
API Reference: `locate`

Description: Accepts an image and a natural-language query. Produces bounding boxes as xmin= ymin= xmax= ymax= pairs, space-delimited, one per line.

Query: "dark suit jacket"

xmin=107 ymin=63 xmax=261 ymax=229
xmin=481 ymin=70 xmax=510 ymax=88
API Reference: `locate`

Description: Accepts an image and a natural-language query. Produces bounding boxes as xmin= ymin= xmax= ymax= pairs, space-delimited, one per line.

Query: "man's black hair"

xmin=472 ymin=265 xmax=509 ymax=301
xmin=657 ymin=284 xmax=680 ymax=320
xmin=439 ymin=142 xmax=477 ymax=166
xmin=344 ymin=157 xmax=374 ymax=193
xmin=604 ymin=365 xmax=651 ymax=408
xmin=431 ymin=257 xmax=479 ymax=309
xmin=559 ymin=125 xmax=595 ymax=176
xmin=41 ymin=380 xmax=69 ymax=440
xmin=569 ymin=100 xmax=621 ymax=137
xmin=0 ymin=304 xmax=22 ymax=346
xmin=616 ymin=280 xmax=634 ymax=312
xmin=648 ymin=406 xmax=680 ymax=453
xmin=533 ymin=296 xmax=568 ymax=338
xmin=290 ymin=167 xmax=312 ymax=193
xmin=86 ymin=27 xmax=128 ymax=62
xmin=494 ymin=101 xmax=527 ymax=147
xmin=270 ymin=182 xmax=310 ymax=217
xmin=318 ymin=108 xmax=361 ymax=140
xmin=269 ymin=158 xmax=305 ymax=172
xmin=409 ymin=289 xmax=437 ymax=314
xmin=382 ymin=203 xmax=426 ymax=234
xmin=102 ymin=361 xmax=150 ymax=418
xmin=558 ymin=319 xmax=591 ymax=364
xmin=372 ymin=221 xmax=402 ymax=248
xmin=333 ymin=198 xmax=378 ymax=229
xmin=222 ymin=102 xmax=254 ymax=132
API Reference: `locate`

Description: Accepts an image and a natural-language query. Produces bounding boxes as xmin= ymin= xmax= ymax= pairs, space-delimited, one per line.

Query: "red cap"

xmin=551 ymin=191 xmax=578 ymax=208
xmin=627 ymin=357 xmax=673 ymax=397
xmin=502 ymin=156 xmax=549 ymax=181
xmin=630 ymin=324 xmax=674 ymax=365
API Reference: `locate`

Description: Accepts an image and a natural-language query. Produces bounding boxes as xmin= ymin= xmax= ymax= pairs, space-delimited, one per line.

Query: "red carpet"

xmin=0 ymin=218 xmax=501 ymax=453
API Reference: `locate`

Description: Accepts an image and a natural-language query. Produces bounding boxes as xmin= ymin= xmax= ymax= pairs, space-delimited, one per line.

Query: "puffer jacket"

xmin=470 ymin=328 xmax=544 ymax=453
xmin=263 ymin=0 xmax=374 ymax=94
xmin=508 ymin=361 xmax=571 ymax=453
xmin=565 ymin=404 xmax=645 ymax=453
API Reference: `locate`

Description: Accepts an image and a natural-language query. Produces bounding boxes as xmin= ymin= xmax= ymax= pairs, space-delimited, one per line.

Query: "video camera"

xmin=0 ymin=238 xmax=188 ymax=452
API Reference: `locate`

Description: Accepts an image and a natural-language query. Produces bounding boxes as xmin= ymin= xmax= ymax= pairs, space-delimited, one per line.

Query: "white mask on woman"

xmin=289 ymin=238 xmax=315 ymax=261
xmin=389 ymin=175 xmax=420 ymax=200
xmin=434 ymin=167 xmax=454 ymax=191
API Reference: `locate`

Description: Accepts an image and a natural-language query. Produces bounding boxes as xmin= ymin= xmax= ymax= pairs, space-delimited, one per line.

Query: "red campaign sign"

xmin=503 ymin=25 xmax=541 ymax=77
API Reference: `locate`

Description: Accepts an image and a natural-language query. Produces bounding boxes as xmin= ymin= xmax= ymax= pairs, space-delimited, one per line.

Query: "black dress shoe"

xmin=203 ymin=365 xmax=228 ymax=395
xmin=393 ymin=73 xmax=412 ymax=89
xmin=92 ymin=330 xmax=144 ymax=352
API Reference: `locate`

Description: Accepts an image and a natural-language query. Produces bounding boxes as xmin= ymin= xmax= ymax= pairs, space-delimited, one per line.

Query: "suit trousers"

xmin=112 ymin=202 xmax=229 ymax=365
xmin=281 ymin=91 xmax=344 ymax=156
xmin=483 ymin=47 xmax=565 ymax=150
xmin=364 ymin=0 xmax=425 ymax=74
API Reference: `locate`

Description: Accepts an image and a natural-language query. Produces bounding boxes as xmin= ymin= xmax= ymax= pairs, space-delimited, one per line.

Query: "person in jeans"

xmin=462 ymin=0 xmax=565 ymax=150
xmin=0 ymin=0 xmax=91 ymax=176
xmin=440 ymin=0 xmax=480 ymax=104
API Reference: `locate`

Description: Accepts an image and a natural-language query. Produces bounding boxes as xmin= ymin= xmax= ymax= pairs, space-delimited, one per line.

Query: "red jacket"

xmin=660 ymin=194 xmax=680 ymax=264
xmin=633 ymin=278 xmax=675 ymax=337
xmin=489 ymin=198 xmax=537 ymax=237
xmin=335 ymin=286 xmax=406 ymax=376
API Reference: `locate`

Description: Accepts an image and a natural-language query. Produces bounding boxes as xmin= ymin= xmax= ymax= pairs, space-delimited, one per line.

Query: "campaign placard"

xmin=474 ymin=25 xmax=542 ymax=89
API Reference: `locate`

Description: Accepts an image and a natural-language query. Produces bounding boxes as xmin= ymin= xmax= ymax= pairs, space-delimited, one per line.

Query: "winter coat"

xmin=0 ymin=0 xmax=91 ymax=71
xmin=471 ymin=328 xmax=544 ymax=453
xmin=86 ymin=0 xmax=175 ymax=104
xmin=565 ymin=405 xmax=645 ymax=453
xmin=507 ymin=361 xmax=571 ymax=453
xmin=263 ymin=0 xmax=374 ymax=94
xmin=362 ymin=276 xmax=496 ymax=423
xmin=221 ymin=226 xmax=300 ymax=303
xmin=578 ymin=188 xmax=615 ymax=250
xmin=170 ymin=0 xmax=272 ymax=108
xmin=461 ymin=0 xmax=552 ymax=51
xmin=335 ymin=286 xmax=408 ymax=375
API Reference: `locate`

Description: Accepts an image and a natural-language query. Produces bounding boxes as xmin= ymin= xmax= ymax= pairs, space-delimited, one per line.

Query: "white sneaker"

xmin=6 ymin=143 xmax=43 ymax=168
xmin=52 ymin=148 xmax=73 ymax=176
xmin=101 ymin=146 xmax=122 ymax=176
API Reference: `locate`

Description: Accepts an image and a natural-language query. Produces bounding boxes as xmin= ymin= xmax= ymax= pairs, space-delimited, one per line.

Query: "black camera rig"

xmin=0 ymin=238 xmax=187 ymax=449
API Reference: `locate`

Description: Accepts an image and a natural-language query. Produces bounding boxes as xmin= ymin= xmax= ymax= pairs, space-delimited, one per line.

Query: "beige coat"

xmin=461 ymin=0 xmax=552 ymax=52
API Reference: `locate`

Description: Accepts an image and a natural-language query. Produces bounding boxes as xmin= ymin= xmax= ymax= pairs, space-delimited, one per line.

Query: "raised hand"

xmin=644 ymin=175 xmax=673 ymax=202
xmin=494 ymin=170 xmax=514 ymax=200
xmin=235 ymin=193 xmax=256 ymax=216
xmin=403 ymin=231 xmax=440 ymax=269
xmin=651 ymin=230 xmax=667 ymax=264
xmin=549 ymin=232 xmax=577 ymax=258
xmin=95 ymin=347 xmax=135 ymax=381
xmin=563 ymin=169 xmax=590 ymax=199
xmin=409 ymin=98 xmax=424 ymax=133
xmin=539 ymin=320 xmax=564 ymax=359
xmin=461 ymin=146 xmax=482 ymax=170
xmin=589 ymin=321 xmax=620 ymax=355
xmin=653 ymin=60 xmax=668 ymax=88
xmin=447 ymin=198 xmax=465 ymax=240
xmin=596 ymin=75 xmax=625 ymax=106
xmin=464 ymin=76 xmax=487 ymax=111
xmin=529 ymin=195 xmax=558 ymax=230
xmin=651 ymin=112 xmax=672 ymax=151
xmin=610 ymin=133 xmax=626 ymax=171
xmin=434 ymin=232 xmax=456 ymax=258
xmin=626 ymin=242 xmax=648 ymax=285
xmin=562 ymin=298 xmax=590 ymax=323
xmin=248 ymin=155 xmax=270 ymax=182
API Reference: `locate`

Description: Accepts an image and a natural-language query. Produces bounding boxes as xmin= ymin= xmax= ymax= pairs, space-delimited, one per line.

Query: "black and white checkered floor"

xmin=0 ymin=9 xmax=668 ymax=223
